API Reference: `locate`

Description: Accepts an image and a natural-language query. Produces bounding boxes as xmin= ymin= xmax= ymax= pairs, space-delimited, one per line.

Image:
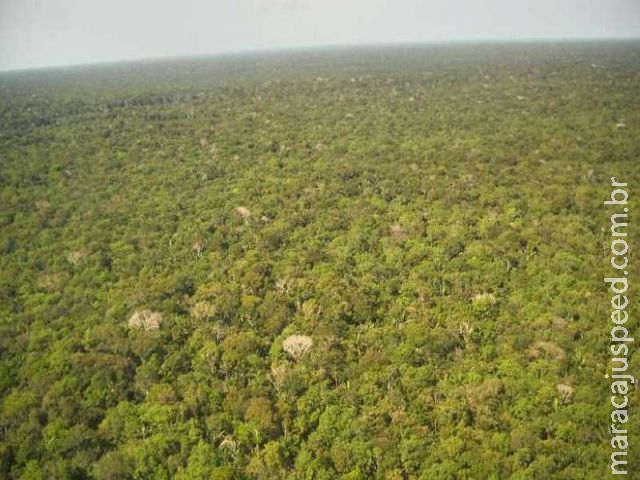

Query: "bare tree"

xmin=282 ymin=334 xmax=313 ymax=361
xmin=128 ymin=310 xmax=163 ymax=331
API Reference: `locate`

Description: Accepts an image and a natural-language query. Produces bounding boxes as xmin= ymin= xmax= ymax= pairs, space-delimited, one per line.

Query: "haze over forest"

xmin=1 ymin=0 xmax=639 ymax=72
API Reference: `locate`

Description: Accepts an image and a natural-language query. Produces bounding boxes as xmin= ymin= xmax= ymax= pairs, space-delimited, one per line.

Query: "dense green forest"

xmin=1 ymin=41 xmax=639 ymax=479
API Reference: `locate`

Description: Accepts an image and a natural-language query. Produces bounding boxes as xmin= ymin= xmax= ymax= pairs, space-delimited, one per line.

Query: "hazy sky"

xmin=1 ymin=0 xmax=639 ymax=71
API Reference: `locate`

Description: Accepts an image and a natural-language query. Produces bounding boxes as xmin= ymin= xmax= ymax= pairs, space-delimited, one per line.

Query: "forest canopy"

xmin=0 ymin=41 xmax=639 ymax=479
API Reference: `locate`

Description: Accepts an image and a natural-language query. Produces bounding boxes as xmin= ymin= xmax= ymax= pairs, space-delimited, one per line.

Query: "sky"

xmin=0 ymin=0 xmax=639 ymax=72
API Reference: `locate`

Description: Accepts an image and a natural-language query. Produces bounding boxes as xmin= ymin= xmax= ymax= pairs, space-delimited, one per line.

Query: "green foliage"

xmin=1 ymin=41 xmax=639 ymax=478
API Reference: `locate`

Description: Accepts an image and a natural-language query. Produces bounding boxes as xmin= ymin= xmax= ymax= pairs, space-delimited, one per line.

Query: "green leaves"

xmin=1 ymin=42 xmax=639 ymax=478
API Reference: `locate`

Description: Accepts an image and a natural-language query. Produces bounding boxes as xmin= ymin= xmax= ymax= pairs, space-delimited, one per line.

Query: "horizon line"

xmin=2 ymin=36 xmax=639 ymax=75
